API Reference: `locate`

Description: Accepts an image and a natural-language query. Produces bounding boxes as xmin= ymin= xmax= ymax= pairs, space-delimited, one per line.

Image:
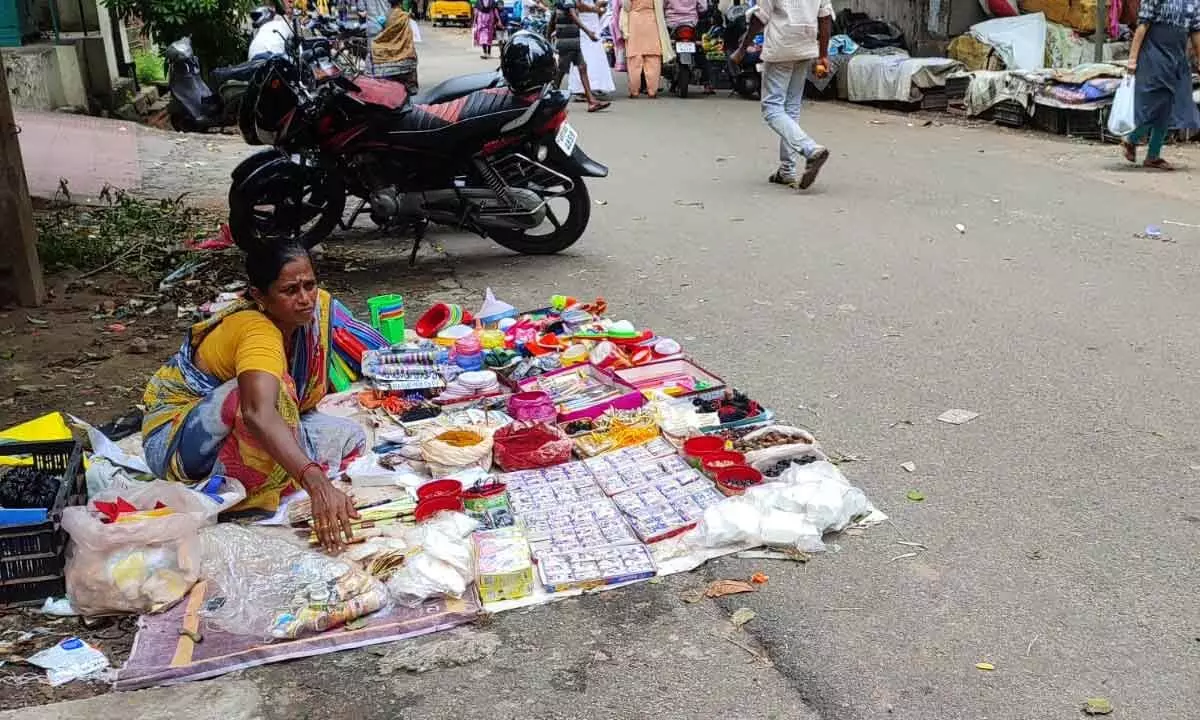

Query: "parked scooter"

xmin=165 ymin=38 xmax=266 ymax=132
xmin=165 ymin=7 xmax=291 ymax=132
xmin=722 ymin=4 xmax=760 ymax=100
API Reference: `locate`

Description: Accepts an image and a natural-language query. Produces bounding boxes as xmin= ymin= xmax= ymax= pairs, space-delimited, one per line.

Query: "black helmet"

xmin=501 ymin=31 xmax=556 ymax=93
xmin=250 ymin=6 xmax=277 ymax=28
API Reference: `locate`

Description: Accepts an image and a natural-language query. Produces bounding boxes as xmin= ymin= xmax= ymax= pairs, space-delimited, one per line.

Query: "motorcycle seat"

xmin=348 ymin=76 xmax=411 ymax=110
xmin=412 ymin=71 xmax=505 ymax=105
xmin=212 ymin=58 xmax=267 ymax=86
xmin=386 ymin=87 xmax=528 ymax=136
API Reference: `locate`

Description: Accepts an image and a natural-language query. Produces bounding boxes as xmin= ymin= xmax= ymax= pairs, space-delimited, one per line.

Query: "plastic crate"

xmin=988 ymin=99 xmax=1028 ymax=128
xmin=0 ymin=440 xmax=85 ymax=607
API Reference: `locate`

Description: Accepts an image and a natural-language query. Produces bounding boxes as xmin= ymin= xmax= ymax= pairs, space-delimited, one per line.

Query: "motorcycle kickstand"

xmin=343 ymin=197 xmax=368 ymax=230
xmin=408 ymin=218 xmax=428 ymax=267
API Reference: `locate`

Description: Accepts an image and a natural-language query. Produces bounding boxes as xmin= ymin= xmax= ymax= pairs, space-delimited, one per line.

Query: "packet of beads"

xmin=474 ymin=527 xmax=534 ymax=603
xmin=537 ymin=544 xmax=657 ymax=594
xmin=571 ymin=406 xmax=662 ymax=458
xmin=362 ymin=347 xmax=449 ymax=391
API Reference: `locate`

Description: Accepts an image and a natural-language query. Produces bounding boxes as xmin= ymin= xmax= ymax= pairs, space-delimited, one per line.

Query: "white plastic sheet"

xmin=970 ymin=13 xmax=1047 ymax=70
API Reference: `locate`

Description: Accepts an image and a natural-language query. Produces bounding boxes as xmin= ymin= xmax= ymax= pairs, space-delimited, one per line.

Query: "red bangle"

xmin=296 ymin=462 xmax=324 ymax=483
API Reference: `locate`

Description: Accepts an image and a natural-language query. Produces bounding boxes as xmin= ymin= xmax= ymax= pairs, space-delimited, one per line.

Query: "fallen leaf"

xmin=750 ymin=572 xmax=769 ymax=585
xmin=679 ymin=588 xmax=705 ymax=604
xmin=906 ymin=490 xmax=925 ymax=502
xmin=704 ymin=579 xmax=757 ymax=598
xmin=1083 ymin=698 xmax=1114 ymax=715
xmin=975 ymin=662 xmax=995 ymax=671
xmin=730 ymin=608 xmax=756 ymax=628
xmin=900 ymin=461 xmax=916 ymax=473
xmin=937 ymin=409 xmax=980 ymax=425
xmin=0 ymin=350 xmax=12 ymax=360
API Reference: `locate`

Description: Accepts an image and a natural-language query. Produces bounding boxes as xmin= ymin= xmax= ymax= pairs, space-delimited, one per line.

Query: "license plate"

xmin=556 ymin=122 xmax=578 ymax=155
xmin=675 ymin=41 xmax=696 ymax=54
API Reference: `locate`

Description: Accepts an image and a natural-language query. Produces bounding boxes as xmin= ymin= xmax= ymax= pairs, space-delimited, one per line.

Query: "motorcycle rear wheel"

xmin=228 ymin=171 xmax=346 ymax=251
xmin=676 ymin=70 xmax=690 ymax=98
xmin=489 ymin=172 xmax=590 ymax=255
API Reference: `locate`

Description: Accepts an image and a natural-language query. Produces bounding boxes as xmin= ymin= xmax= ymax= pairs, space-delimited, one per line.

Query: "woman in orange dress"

xmin=621 ymin=0 xmax=671 ymax=98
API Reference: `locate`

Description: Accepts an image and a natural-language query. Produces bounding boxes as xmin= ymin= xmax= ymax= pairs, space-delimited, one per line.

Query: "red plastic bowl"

xmin=683 ymin=435 xmax=726 ymax=466
xmin=701 ymin=450 xmax=746 ymax=478
xmin=715 ymin=465 xmax=764 ymax=496
xmin=414 ymin=494 xmax=465 ymax=521
xmin=417 ymin=478 xmax=463 ymax=502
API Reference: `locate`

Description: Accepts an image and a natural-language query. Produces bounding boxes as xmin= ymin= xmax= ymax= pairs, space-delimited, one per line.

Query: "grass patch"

xmin=133 ymin=49 xmax=166 ymax=86
xmin=35 ymin=186 xmax=223 ymax=278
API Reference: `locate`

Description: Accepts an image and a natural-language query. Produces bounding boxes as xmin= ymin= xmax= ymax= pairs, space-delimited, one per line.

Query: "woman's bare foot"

xmin=1143 ymin=157 xmax=1175 ymax=171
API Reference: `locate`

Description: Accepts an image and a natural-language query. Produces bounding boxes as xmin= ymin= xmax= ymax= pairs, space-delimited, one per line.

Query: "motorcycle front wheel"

xmin=490 ymin=171 xmax=590 ymax=255
xmin=228 ymin=170 xmax=346 ymax=251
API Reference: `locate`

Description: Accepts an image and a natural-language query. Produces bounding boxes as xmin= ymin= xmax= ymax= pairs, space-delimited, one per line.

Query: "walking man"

xmin=731 ymin=0 xmax=832 ymax=190
xmin=550 ymin=0 xmax=612 ymax=111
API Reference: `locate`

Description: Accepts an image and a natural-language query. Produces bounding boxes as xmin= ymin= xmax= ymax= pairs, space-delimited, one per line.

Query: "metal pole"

xmin=50 ymin=0 xmax=61 ymax=42
xmin=1094 ymin=0 xmax=1107 ymax=62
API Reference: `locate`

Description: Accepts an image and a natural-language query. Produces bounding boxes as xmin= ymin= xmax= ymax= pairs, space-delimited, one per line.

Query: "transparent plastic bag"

xmin=198 ymin=525 xmax=387 ymax=639
xmin=61 ymin=479 xmax=244 ymax=616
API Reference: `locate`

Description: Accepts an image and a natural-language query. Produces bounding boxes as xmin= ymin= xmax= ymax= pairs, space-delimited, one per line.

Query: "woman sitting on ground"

xmin=372 ymin=0 xmax=421 ymax=92
xmin=142 ymin=244 xmax=364 ymax=551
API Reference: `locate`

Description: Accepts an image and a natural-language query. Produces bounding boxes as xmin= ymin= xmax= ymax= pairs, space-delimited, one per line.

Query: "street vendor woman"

xmin=142 ymin=244 xmax=364 ymax=551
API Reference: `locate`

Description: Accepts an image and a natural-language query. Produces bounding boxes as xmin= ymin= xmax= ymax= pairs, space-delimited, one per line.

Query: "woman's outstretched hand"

xmin=301 ymin=467 xmax=359 ymax=553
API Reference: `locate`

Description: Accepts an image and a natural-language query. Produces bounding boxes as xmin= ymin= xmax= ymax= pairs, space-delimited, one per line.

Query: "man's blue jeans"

xmin=761 ymin=60 xmax=820 ymax=177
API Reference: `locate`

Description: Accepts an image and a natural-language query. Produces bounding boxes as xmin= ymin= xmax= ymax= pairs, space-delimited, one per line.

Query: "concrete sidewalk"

xmin=0 ymin=681 xmax=263 ymax=720
xmin=15 ymin=110 xmax=251 ymax=207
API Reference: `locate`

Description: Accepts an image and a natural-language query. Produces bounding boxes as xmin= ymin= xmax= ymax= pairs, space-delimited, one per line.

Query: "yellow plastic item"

xmin=0 ymin=412 xmax=73 ymax=466
xmin=113 ymin=507 xmax=176 ymax=524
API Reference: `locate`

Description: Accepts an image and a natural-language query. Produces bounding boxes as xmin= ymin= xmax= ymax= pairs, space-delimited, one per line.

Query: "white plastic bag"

xmin=61 ymin=479 xmax=243 ymax=616
xmin=774 ymin=461 xmax=870 ymax=533
xmin=1107 ymin=76 xmax=1136 ymax=136
xmin=386 ymin=512 xmax=478 ymax=606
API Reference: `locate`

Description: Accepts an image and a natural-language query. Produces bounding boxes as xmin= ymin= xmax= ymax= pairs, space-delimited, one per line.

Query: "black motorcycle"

xmin=664 ymin=24 xmax=702 ymax=98
xmin=227 ymin=32 xmax=608 ymax=259
xmin=722 ymin=5 xmax=761 ymax=100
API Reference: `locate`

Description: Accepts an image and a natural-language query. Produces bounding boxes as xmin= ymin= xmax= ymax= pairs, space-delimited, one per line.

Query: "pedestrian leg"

xmin=1143 ymin=126 xmax=1173 ymax=169
xmin=762 ymin=61 xmax=825 ymax=189
xmin=628 ymin=54 xmax=644 ymax=97
xmin=643 ymin=54 xmax=662 ymax=97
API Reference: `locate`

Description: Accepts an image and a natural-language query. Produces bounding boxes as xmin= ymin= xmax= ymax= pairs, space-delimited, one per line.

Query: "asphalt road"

xmin=402 ymin=28 xmax=1200 ymax=720
xmin=15 ymin=28 xmax=1198 ymax=720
